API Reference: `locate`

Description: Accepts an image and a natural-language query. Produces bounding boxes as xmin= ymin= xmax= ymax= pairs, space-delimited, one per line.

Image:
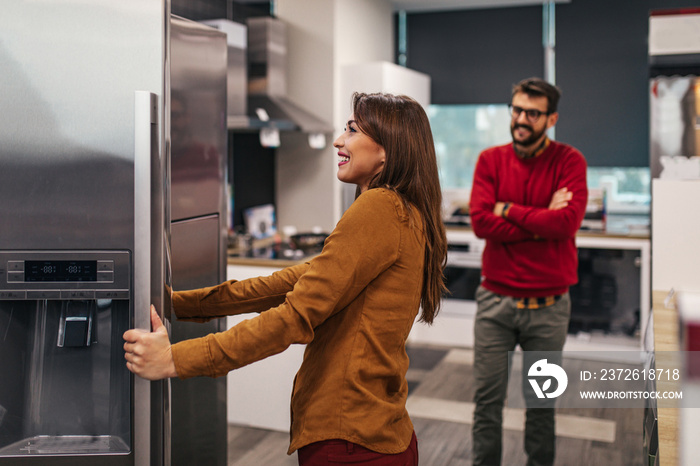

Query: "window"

xmin=428 ymin=104 xmax=511 ymax=191
xmin=428 ymin=104 xmax=651 ymax=217
xmin=587 ymin=167 xmax=650 ymax=215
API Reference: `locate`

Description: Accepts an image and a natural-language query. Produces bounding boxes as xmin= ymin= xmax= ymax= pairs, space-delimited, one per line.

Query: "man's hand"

xmin=548 ymin=187 xmax=573 ymax=210
xmin=123 ymin=305 xmax=178 ymax=380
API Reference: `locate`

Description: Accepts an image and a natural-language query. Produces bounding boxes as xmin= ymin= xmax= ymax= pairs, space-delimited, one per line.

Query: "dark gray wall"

xmin=229 ymin=133 xmax=276 ymax=229
xmin=405 ymin=6 xmax=543 ymax=105
xmin=555 ymin=0 xmax=650 ymax=167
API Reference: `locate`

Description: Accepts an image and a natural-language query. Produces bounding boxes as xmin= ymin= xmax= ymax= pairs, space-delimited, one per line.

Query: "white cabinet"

xmin=568 ymin=235 xmax=651 ymax=352
xmin=225 ymin=264 xmax=304 ymax=432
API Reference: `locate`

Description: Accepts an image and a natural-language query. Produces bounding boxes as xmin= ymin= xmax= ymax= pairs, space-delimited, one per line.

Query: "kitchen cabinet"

xmin=408 ymin=229 xmax=651 ymax=352
xmin=568 ymin=234 xmax=651 ymax=351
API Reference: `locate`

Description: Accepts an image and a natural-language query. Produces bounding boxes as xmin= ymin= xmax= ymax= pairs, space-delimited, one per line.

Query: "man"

xmin=469 ymin=77 xmax=587 ymax=466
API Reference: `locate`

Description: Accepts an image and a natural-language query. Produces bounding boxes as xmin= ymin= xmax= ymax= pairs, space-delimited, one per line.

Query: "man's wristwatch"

xmin=501 ymin=202 xmax=511 ymax=218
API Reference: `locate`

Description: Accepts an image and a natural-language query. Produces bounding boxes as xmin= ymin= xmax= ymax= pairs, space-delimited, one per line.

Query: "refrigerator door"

xmin=169 ymin=17 xmax=228 ymax=466
xmin=0 ymin=1 xmax=170 ymax=465
xmin=134 ymin=91 xmax=172 ymax=466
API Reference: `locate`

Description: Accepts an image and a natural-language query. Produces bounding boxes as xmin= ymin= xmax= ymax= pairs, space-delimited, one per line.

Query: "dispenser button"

xmin=7 ymin=261 xmax=24 ymax=272
xmin=95 ymin=290 xmax=130 ymax=299
xmin=97 ymin=260 xmax=114 ymax=272
xmin=0 ymin=291 xmax=26 ymax=300
xmin=61 ymin=290 xmax=95 ymax=300
xmin=27 ymin=290 xmax=61 ymax=299
xmin=97 ymin=271 xmax=114 ymax=283
xmin=7 ymin=272 xmax=24 ymax=282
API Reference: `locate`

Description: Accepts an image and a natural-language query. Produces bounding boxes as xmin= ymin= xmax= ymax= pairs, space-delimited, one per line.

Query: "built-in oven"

xmin=442 ymin=230 xmax=484 ymax=318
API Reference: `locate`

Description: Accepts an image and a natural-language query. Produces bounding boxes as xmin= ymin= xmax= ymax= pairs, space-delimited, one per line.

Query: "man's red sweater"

xmin=469 ymin=140 xmax=588 ymax=297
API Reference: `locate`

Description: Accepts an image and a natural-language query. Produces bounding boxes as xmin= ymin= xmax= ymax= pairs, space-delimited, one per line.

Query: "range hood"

xmin=245 ymin=94 xmax=332 ymax=133
xmin=227 ymin=16 xmax=333 ymax=137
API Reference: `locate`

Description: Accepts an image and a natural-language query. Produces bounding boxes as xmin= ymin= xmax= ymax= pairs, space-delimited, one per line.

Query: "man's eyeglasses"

xmin=509 ymin=105 xmax=550 ymax=122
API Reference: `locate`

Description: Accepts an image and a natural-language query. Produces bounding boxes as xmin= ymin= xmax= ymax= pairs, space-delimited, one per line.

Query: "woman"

xmin=124 ymin=92 xmax=447 ymax=465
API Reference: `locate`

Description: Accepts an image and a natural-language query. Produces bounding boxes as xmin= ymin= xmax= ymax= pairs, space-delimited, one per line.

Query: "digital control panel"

xmin=24 ymin=260 xmax=98 ymax=282
xmin=0 ymin=250 xmax=130 ymax=300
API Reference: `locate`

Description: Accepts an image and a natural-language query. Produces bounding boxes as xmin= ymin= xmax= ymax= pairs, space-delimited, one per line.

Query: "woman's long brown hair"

xmin=351 ymin=92 xmax=447 ymax=324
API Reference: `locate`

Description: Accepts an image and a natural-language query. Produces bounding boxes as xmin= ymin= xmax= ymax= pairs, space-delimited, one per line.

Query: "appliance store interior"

xmin=2 ymin=0 xmax=700 ymax=465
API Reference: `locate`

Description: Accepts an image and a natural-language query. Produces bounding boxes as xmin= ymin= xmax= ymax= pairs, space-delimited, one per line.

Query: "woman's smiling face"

xmin=333 ymin=115 xmax=386 ymax=193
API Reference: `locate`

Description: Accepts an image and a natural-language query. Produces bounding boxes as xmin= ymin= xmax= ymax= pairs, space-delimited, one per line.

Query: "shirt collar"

xmin=515 ymin=137 xmax=550 ymax=159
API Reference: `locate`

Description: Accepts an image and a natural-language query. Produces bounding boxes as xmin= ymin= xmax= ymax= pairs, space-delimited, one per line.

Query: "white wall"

xmin=333 ymin=0 xmax=395 ymax=127
xmin=274 ymin=0 xmax=394 ymax=232
xmin=652 ymin=179 xmax=700 ymax=293
xmin=338 ymin=61 xmax=431 ymax=125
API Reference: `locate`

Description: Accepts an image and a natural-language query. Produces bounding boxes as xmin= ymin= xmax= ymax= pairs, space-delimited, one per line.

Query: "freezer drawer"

xmin=170 ymin=215 xmax=227 ymax=466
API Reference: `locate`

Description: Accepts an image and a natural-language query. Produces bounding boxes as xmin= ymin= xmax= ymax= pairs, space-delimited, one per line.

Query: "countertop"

xmin=227 ymin=236 xmax=318 ymax=268
xmin=228 ymin=220 xmax=649 ymax=268
xmin=445 ymin=213 xmax=650 ymax=240
xmin=229 ymin=216 xmax=649 ymax=268
xmin=227 ymin=254 xmax=310 ymax=268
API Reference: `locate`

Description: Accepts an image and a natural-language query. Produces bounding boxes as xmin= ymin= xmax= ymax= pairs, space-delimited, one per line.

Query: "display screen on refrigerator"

xmin=25 ymin=260 xmax=97 ymax=282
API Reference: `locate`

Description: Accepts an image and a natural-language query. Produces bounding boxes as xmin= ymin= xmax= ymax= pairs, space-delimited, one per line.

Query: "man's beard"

xmin=511 ymin=122 xmax=546 ymax=149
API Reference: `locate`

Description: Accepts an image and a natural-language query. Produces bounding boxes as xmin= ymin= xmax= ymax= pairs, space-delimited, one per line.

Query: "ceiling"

xmin=234 ymin=1 xmax=570 ymax=12
xmin=390 ymin=0 xmax=569 ymax=12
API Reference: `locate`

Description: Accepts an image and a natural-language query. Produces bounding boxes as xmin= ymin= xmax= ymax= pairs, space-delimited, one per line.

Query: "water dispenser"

xmin=0 ymin=250 xmax=132 ymax=461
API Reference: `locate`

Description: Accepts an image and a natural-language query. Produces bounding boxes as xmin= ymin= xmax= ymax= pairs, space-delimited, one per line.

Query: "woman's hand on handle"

xmin=123 ymin=305 xmax=178 ymax=380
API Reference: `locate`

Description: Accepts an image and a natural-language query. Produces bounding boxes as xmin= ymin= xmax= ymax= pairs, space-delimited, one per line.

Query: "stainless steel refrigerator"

xmin=0 ymin=2 xmax=228 ymax=465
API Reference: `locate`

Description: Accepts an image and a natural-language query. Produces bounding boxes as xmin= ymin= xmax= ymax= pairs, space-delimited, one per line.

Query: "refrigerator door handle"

xmin=134 ymin=91 xmax=157 ymax=329
xmin=134 ymin=90 xmax=158 ymax=466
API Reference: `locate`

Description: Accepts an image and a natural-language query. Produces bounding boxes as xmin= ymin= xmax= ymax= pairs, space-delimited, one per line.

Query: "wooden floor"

xmin=227 ymin=343 xmax=643 ymax=465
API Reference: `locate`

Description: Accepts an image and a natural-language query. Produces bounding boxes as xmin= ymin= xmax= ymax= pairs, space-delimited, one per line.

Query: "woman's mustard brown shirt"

xmin=170 ymin=188 xmax=426 ymax=454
